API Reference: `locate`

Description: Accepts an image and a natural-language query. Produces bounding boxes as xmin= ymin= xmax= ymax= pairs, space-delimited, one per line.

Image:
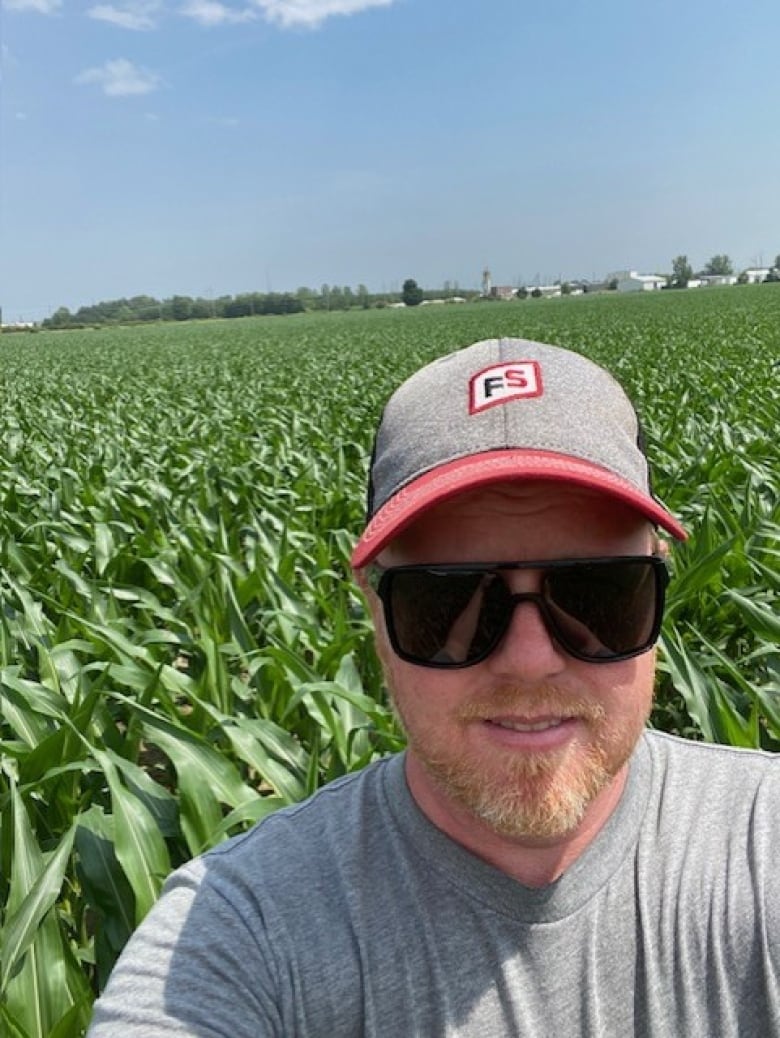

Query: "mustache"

xmin=455 ymin=684 xmax=607 ymax=724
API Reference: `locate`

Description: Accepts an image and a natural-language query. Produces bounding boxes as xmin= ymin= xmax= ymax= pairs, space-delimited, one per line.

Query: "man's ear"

xmin=353 ymin=567 xmax=370 ymax=593
xmin=653 ymin=534 xmax=670 ymax=559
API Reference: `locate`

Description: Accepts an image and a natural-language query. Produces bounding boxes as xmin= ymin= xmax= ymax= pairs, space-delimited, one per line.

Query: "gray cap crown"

xmin=369 ymin=339 xmax=646 ymax=516
xmin=353 ymin=338 xmax=685 ymax=567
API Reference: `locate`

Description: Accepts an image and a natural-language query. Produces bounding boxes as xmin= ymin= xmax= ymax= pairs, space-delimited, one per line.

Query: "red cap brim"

xmin=351 ymin=449 xmax=687 ymax=568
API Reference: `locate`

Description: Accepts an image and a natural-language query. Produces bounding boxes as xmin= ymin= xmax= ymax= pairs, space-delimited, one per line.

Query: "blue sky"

xmin=2 ymin=0 xmax=778 ymax=321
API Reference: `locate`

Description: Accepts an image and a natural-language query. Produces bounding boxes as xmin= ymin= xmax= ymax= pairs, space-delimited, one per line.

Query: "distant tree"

xmin=129 ymin=295 xmax=162 ymax=321
xmin=74 ymin=303 xmax=100 ymax=324
xmin=295 ymin=286 xmax=317 ymax=310
xmin=607 ymin=278 xmax=619 ymax=291
xmin=765 ymin=268 xmax=780 ymax=283
xmin=401 ymin=278 xmax=424 ymax=307
xmin=328 ymin=286 xmax=346 ymax=310
xmin=775 ymin=254 xmax=780 ymax=271
xmin=561 ymin=282 xmax=572 ymax=296
xmin=736 ymin=271 xmax=749 ymax=285
xmin=671 ymin=255 xmax=693 ymax=289
xmin=703 ymin=255 xmax=734 ymax=276
xmin=531 ymin=287 xmax=542 ymax=299
xmin=223 ymin=295 xmax=252 ymax=319
xmin=357 ymin=284 xmax=371 ymax=309
xmin=170 ymin=295 xmax=193 ymax=321
xmin=284 ymin=294 xmax=305 ymax=314
xmin=516 ymin=287 xmax=528 ymax=300
xmin=190 ymin=298 xmax=213 ymax=320
xmin=46 ymin=306 xmax=73 ymax=328
xmin=258 ymin=293 xmax=303 ymax=315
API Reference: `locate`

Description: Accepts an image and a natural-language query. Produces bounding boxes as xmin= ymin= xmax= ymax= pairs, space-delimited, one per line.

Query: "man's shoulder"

xmin=637 ymin=729 xmax=780 ymax=930
xmin=643 ymin=727 xmax=780 ymax=771
xmin=640 ymin=728 xmax=779 ymax=821
xmin=152 ymin=752 xmax=413 ymax=956
xmin=188 ymin=752 xmax=403 ymax=886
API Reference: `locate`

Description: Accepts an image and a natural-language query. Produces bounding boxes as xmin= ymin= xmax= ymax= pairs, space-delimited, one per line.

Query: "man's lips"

xmin=488 ymin=716 xmax=569 ymax=733
xmin=478 ymin=714 xmax=581 ymax=749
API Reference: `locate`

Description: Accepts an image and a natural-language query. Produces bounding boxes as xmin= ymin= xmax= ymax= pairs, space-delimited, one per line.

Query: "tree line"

xmin=40 ymin=283 xmax=470 ymax=330
xmin=28 ymin=254 xmax=780 ymax=330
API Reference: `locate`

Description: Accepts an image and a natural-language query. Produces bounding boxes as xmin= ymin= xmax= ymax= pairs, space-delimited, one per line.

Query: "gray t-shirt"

xmin=87 ymin=730 xmax=780 ymax=1037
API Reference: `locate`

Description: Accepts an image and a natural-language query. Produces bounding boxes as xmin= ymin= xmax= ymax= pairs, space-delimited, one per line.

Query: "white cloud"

xmin=5 ymin=0 xmax=62 ymax=13
xmin=87 ymin=1 xmax=160 ymax=29
xmin=179 ymin=0 xmax=255 ymax=24
xmin=178 ymin=0 xmax=393 ymax=28
xmin=75 ymin=58 xmax=162 ymax=96
xmin=254 ymin=0 xmax=394 ymax=28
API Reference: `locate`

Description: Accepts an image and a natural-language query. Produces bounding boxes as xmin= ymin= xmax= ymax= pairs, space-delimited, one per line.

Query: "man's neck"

xmin=404 ymin=754 xmax=629 ymax=888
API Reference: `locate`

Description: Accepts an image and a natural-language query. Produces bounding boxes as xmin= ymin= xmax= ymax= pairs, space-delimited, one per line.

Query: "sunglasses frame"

xmin=366 ymin=555 xmax=669 ymax=668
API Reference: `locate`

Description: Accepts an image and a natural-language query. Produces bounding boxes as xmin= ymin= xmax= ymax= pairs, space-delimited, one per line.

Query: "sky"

xmin=2 ymin=0 xmax=779 ymax=322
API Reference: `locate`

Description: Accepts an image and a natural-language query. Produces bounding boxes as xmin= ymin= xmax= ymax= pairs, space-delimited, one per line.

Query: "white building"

xmin=742 ymin=268 xmax=770 ymax=284
xmin=615 ymin=271 xmax=666 ymax=293
xmin=697 ymin=274 xmax=738 ymax=287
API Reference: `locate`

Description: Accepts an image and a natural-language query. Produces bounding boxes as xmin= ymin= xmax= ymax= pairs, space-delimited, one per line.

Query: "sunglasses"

xmin=366 ymin=555 xmax=669 ymax=668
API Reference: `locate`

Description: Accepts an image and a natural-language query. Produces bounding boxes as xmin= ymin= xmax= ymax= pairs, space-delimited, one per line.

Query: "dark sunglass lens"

xmin=545 ymin=561 xmax=659 ymax=659
xmin=388 ymin=570 xmax=508 ymax=665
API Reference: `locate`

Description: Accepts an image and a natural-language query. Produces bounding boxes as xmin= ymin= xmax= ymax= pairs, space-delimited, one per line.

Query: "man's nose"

xmin=485 ymin=594 xmax=568 ymax=681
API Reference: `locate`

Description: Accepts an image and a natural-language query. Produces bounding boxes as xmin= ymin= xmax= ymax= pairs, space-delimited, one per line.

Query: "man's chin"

xmin=420 ymin=745 xmax=615 ymax=840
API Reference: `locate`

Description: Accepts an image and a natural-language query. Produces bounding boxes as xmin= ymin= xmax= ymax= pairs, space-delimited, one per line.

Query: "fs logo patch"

xmin=469 ymin=361 xmax=543 ymax=414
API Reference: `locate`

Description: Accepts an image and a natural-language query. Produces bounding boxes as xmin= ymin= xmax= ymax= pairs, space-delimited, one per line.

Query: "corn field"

xmin=0 ymin=285 xmax=778 ymax=1035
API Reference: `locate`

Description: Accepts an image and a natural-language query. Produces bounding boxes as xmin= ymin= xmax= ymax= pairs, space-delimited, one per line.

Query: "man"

xmin=88 ymin=339 xmax=779 ymax=1036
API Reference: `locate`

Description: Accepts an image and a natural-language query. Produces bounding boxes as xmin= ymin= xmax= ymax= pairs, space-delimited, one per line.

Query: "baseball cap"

xmin=351 ymin=338 xmax=686 ymax=567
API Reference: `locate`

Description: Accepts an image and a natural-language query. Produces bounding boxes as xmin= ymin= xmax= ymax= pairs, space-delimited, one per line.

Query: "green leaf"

xmin=724 ymin=589 xmax=780 ymax=641
xmin=75 ymin=806 xmax=136 ymax=988
xmin=92 ymin=750 xmax=170 ymax=924
xmin=1 ymin=822 xmax=77 ymax=993
xmin=2 ymin=784 xmax=90 ymax=1037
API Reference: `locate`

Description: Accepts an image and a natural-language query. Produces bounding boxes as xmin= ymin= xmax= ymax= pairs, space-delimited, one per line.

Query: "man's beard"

xmin=391 ymin=684 xmax=648 ymax=840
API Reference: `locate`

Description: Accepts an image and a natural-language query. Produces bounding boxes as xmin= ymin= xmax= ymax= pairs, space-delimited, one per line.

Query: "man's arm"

xmin=87 ymin=861 xmax=283 ymax=1037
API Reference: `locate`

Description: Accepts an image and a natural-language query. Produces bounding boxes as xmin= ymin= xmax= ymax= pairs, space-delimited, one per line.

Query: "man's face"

xmin=363 ymin=481 xmax=658 ymax=843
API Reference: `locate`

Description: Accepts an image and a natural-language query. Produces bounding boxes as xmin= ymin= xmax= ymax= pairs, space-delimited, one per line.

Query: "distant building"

xmin=576 ymin=280 xmax=609 ymax=294
xmin=490 ymin=285 xmax=517 ymax=300
xmin=614 ymin=271 xmax=666 ymax=293
xmin=697 ymin=274 xmax=738 ymax=287
xmin=742 ymin=268 xmax=770 ymax=284
xmin=1 ymin=321 xmax=36 ymax=331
